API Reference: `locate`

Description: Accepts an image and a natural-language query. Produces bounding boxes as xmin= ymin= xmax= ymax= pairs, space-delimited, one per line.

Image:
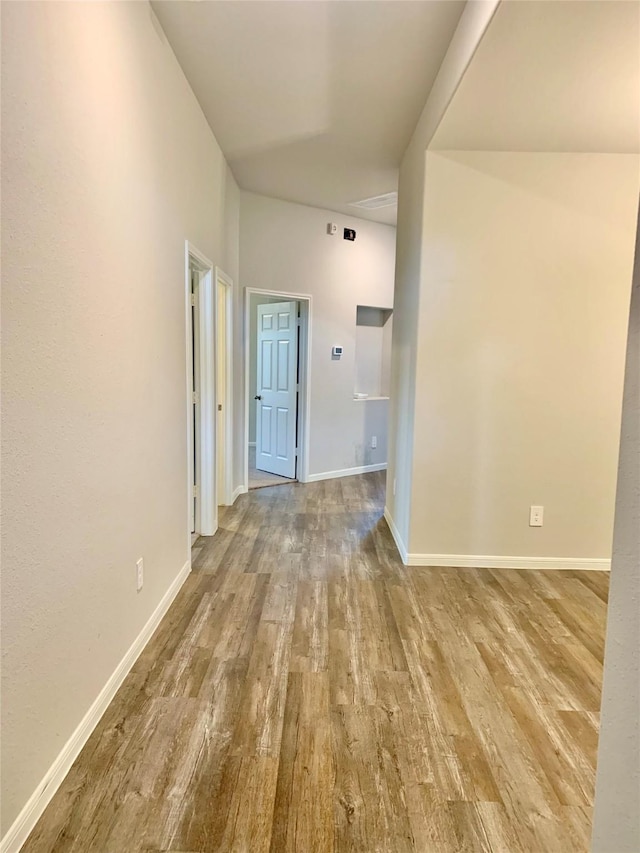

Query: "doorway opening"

xmin=215 ymin=268 xmax=234 ymax=506
xmin=189 ymin=260 xmax=200 ymax=539
xmin=244 ymin=289 xmax=311 ymax=491
xmin=185 ymin=242 xmax=217 ymax=545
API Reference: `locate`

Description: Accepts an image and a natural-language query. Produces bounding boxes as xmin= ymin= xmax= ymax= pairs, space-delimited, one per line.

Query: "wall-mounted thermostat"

xmin=332 ymin=346 xmax=343 ymax=357
xmin=344 ymin=228 xmax=356 ymax=241
xmin=327 ymin=222 xmax=338 ymax=235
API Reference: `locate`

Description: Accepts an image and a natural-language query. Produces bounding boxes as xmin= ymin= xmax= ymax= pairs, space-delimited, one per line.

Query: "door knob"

xmin=254 ymin=395 xmax=262 ymax=400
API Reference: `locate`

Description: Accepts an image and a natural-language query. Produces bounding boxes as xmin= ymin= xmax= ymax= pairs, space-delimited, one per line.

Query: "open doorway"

xmin=185 ymin=242 xmax=217 ymax=544
xmin=244 ymin=289 xmax=311 ymax=490
xmin=188 ymin=260 xmax=201 ymax=539
xmin=215 ymin=267 xmax=233 ymax=506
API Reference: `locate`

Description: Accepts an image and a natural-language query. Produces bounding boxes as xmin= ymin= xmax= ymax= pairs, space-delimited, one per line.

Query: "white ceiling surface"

xmin=151 ymin=1 xmax=465 ymax=224
xmin=433 ymin=0 xmax=640 ymax=153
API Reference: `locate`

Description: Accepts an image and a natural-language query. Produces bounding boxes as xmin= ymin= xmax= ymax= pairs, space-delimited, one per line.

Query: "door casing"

xmin=185 ymin=241 xmax=217 ymax=544
xmin=215 ymin=267 xmax=234 ymax=506
xmin=255 ymin=300 xmax=298 ymax=479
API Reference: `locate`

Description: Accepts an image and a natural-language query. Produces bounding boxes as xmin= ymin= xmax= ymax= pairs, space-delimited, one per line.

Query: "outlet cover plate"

xmin=529 ymin=506 xmax=544 ymax=527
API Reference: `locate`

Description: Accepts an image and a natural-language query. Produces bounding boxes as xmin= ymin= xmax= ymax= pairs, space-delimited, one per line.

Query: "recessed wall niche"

xmin=354 ymin=305 xmax=393 ymax=399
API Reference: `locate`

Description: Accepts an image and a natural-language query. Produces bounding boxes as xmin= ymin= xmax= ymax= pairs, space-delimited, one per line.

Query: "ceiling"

xmin=432 ymin=0 xmax=640 ymax=153
xmin=151 ymin=0 xmax=465 ymax=224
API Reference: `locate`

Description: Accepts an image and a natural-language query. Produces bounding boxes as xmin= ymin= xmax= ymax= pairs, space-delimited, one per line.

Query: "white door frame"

xmin=215 ymin=267 xmax=234 ymax=506
xmin=244 ymin=287 xmax=312 ymax=489
xmin=185 ymin=241 xmax=217 ymax=544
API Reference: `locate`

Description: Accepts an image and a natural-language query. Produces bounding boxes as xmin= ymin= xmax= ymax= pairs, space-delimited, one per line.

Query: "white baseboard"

xmin=1 ymin=559 xmax=192 ymax=853
xmin=404 ymin=553 xmax=611 ymax=571
xmin=383 ymin=506 xmax=408 ymax=563
xmin=231 ymin=484 xmax=247 ymax=504
xmin=305 ymin=462 xmax=387 ymax=483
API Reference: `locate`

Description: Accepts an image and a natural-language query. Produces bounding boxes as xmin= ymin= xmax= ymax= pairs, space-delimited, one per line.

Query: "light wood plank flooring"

xmin=23 ymin=472 xmax=608 ymax=852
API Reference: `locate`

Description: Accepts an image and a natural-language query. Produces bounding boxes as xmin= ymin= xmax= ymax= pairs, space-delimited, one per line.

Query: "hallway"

xmin=23 ymin=473 xmax=607 ymax=852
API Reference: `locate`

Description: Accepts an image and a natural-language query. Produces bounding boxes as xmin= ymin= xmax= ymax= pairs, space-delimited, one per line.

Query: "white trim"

xmin=187 ymin=241 xmax=214 ymax=272
xmin=0 ymin=560 xmax=192 ymax=853
xmin=404 ymin=553 xmax=611 ymax=570
xmin=198 ymin=269 xmax=216 ymax=534
xmin=186 ymin=242 xmax=217 ymax=539
xmin=383 ymin=506 xmax=409 ymax=564
xmin=244 ymin=288 xmax=312 ymax=489
xmin=231 ymin=484 xmax=247 ymax=504
xmin=185 ymin=247 xmax=196 ymax=546
xmin=306 ymin=462 xmax=387 ymax=483
xmin=215 ymin=267 xmax=234 ymax=506
xmin=298 ymin=299 xmax=312 ymax=484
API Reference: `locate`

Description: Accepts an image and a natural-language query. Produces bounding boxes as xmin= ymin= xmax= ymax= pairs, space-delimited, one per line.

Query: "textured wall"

xmin=592 ymin=204 xmax=640 ymax=852
xmin=1 ymin=1 xmax=238 ymax=834
xmin=386 ymin=0 xmax=499 ymax=550
xmin=385 ymin=146 xmax=425 ymax=547
xmin=407 ymin=151 xmax=638 ymax=561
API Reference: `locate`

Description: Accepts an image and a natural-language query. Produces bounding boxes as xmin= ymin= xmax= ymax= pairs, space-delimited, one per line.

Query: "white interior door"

xmin=255 ymin=301 xmax=297 ymax=478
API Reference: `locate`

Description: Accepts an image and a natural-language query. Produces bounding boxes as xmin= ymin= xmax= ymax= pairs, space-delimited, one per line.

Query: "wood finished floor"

xmin=248 ymin=446 xmax=295 ymax=491
xmin=23 ymin=473 xmax=609 ymax=853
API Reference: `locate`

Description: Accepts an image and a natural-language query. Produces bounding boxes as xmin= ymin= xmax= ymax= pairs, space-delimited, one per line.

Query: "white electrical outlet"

xmin=529 ymin=506 xmax=544 ymax=527
xmin=136 ymin=557 xmax=144 ymax=591
xmin=371 ymin=435 xmax=377 ymax=449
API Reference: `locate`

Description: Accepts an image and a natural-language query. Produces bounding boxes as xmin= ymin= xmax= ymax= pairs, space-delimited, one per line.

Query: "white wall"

xmin=592 ymin=205 xmax=640 ymax=852
xmin=385 ymin=147 xmax=427 ymax=547
xmin=240 ymin=192 xmax=396 ymax=477
xmin=405 ymin=151 xmax=638 ymax=561
xmin=385 ymin=0 xmax=499 ymax=548
xmin=1 ymin=1 xmax=239 ymax=837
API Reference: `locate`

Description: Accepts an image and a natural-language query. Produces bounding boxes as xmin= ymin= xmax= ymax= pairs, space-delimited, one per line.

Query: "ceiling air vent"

xmin=349 ymin=192 xmax=398 ymax=211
